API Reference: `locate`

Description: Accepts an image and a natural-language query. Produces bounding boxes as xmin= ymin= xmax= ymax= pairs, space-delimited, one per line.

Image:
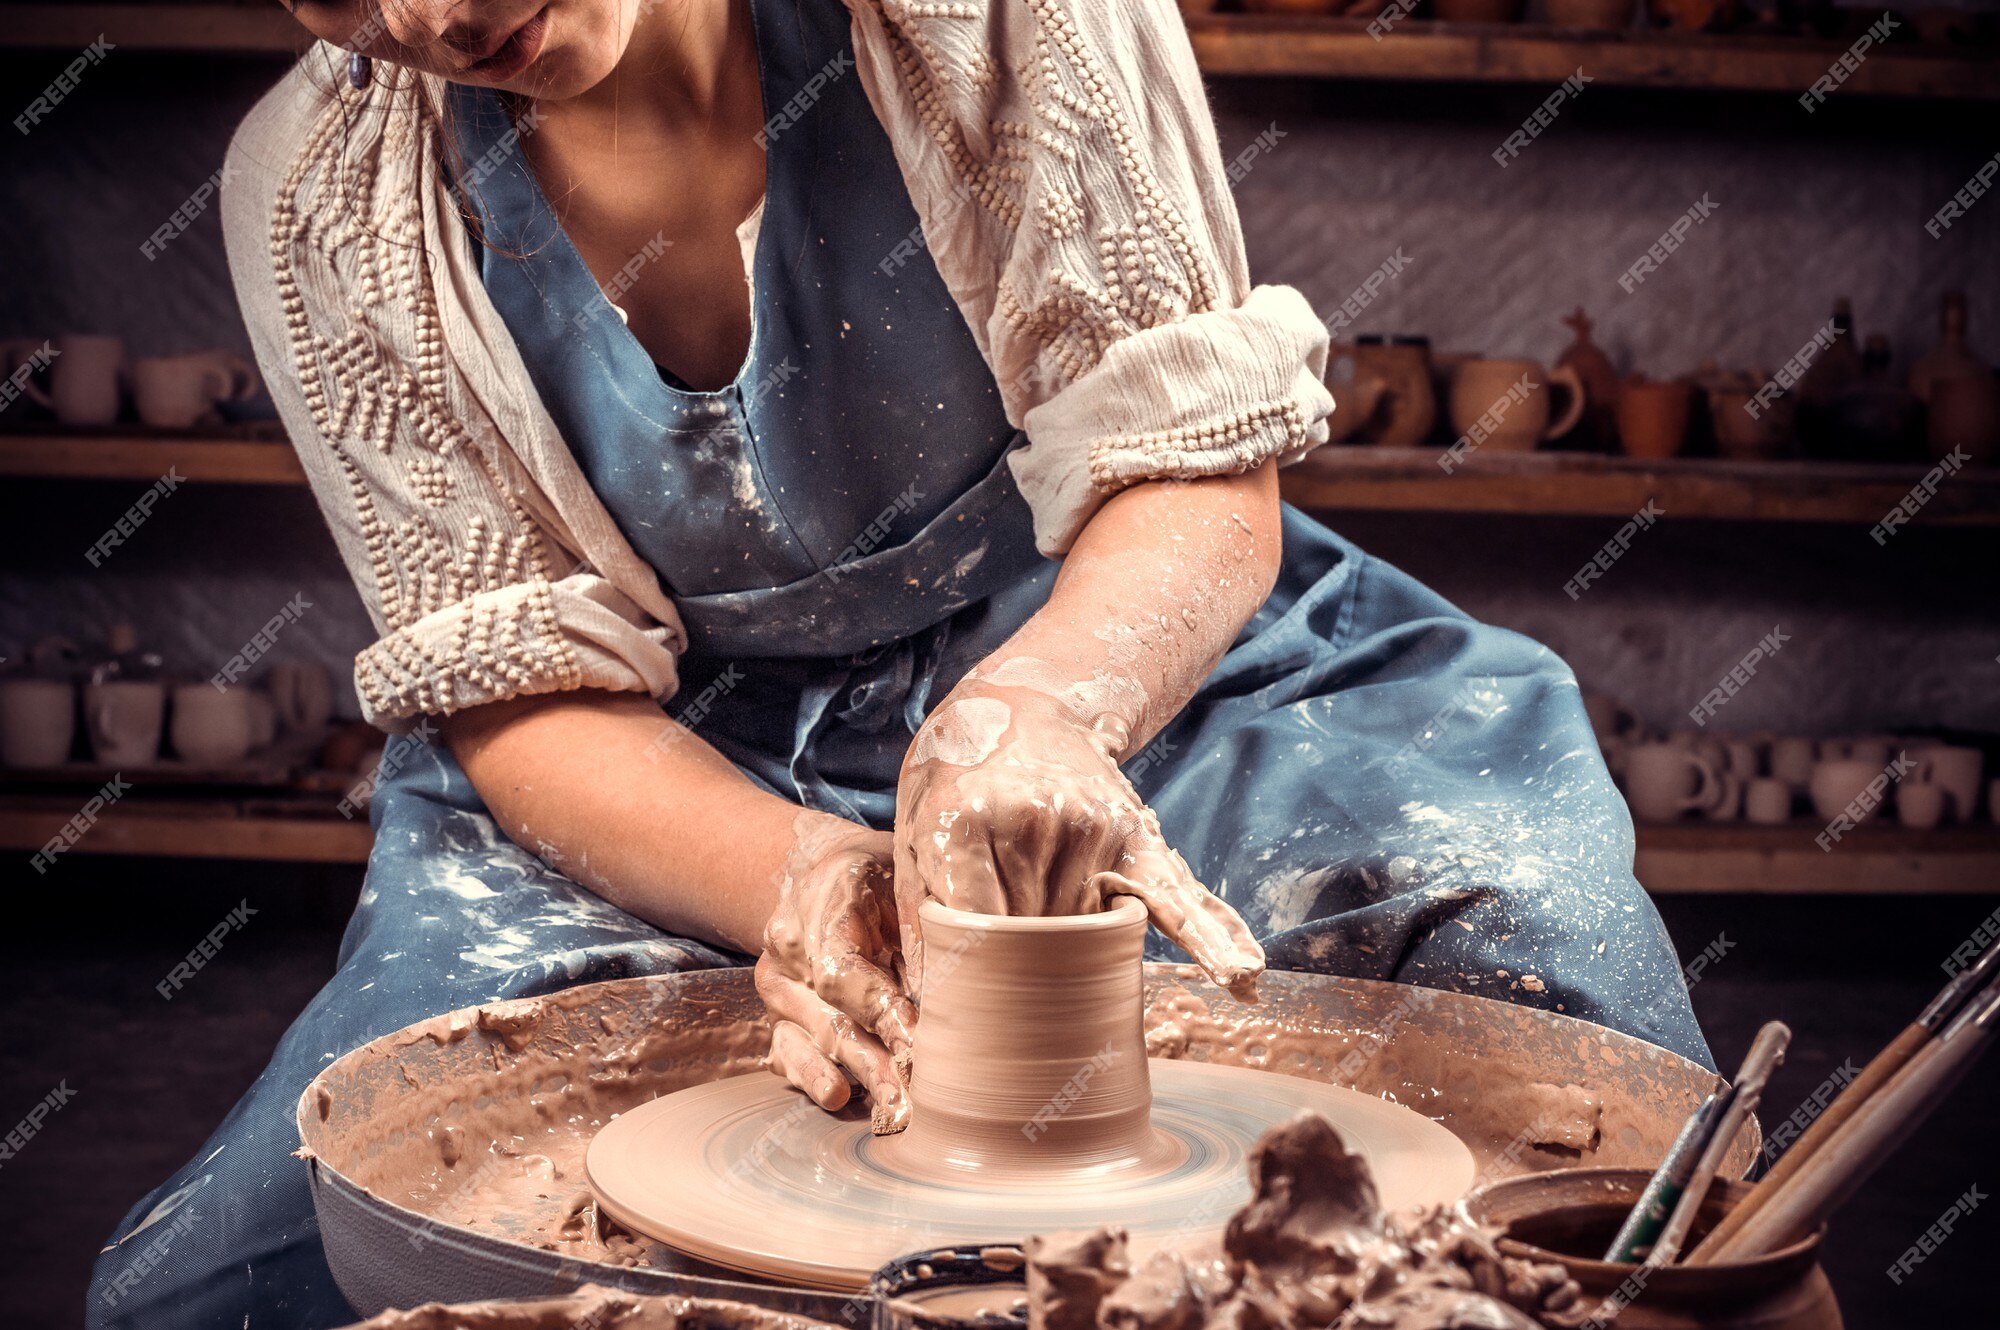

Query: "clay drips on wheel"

xmin=1025 ymin=1114 xmax=1589 ymax=1330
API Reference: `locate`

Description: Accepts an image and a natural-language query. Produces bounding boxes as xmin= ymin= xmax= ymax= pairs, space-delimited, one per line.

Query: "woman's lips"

xmin=468 ymin=7 xmax=551 ymax=81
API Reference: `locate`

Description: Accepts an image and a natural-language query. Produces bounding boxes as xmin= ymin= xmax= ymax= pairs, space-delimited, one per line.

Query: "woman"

xmin=90 ymin=0 xmax=1708 ymax=1323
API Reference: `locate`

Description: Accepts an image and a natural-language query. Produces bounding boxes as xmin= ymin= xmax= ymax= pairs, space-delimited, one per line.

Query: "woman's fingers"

xmin=767 ymin=1016 xmax=849 ymax=1111
xmin=1095 ymin=819 xmax=1265 ymax=997
xmin=755 ymin=952 xmax=912 ymax=1132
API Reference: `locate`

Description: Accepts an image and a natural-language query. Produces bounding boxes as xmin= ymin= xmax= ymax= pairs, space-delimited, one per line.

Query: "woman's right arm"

xmin=445 ymin=691 xmax=914 ymax=1123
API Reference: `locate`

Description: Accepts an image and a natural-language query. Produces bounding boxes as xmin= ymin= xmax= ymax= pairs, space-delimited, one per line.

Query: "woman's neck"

xmin=551 ymin=0 xmax=751 ymax=132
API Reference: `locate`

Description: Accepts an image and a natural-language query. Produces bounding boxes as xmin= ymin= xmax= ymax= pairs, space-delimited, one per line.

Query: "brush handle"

xmin=1689 ymin=1022 xmax=1924 ymax=1265
xmin=1603 ymin=1092 xmax=1725 ymax=1263
xmin=1704 ymin=1024 xmax=1990 ymax=1262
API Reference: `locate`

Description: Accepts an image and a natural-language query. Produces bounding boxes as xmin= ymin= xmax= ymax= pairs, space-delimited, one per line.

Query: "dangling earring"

xmin=348 ymin=52 xmax=374 ymax=90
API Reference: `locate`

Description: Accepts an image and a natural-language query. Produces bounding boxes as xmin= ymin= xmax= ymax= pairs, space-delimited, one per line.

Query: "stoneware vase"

xmin=1467 ymin=1168 xmax=1842 ymax=1330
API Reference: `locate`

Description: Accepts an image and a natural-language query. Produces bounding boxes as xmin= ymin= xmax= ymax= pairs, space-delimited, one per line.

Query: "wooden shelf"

xmin=1637 ymin=821 xmax=2000 ymax=894
xmin=0 ymin=433 xmax=306 ymax=484
xmin=1187 ymin=15 xmax=2000 ymax=100
xmin=0 ymin=795 xmax=371 ymax=865
xmin=0 ymin=4 xmax=305 ymax=55
xmin=1280 ymin=448 xmax=2000 ymax=524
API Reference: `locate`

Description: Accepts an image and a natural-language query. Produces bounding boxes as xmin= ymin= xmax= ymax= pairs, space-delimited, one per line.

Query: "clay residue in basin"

xmin=1026 ymin=1114 xmax=1584 ymax=1330
xmin=345 ymin=1284 xmax=836 ymax=1330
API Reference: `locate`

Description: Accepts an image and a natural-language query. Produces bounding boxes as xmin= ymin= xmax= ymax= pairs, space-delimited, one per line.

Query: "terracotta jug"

xmin=1447 ymin=357 xmax=1585 ymax=451
xmin=1468 ymin=1169 xmax=1843 ymax=1330
xmin=1338 ymin=336 xmax=1437 ymax=447
xmin=1322 ymin=366 xmax=1391 ymax=445
xmin=1908 ymin=291 xmax=1987 ymax=404
xmin=1558 ymin=308 xmax=1622 ymax=450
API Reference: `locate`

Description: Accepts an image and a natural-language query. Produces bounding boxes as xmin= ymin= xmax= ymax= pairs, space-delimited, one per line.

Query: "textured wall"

xmin=0 ymin=53 xmax=1994 ymax=734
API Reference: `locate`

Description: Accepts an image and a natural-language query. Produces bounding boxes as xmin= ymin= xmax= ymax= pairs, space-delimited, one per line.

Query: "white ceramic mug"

xmin=1903 ymin=743 xmax=1984 ymax=824
xmin=1897 ymin=781 xmax=1947 ymax=831
xmin=268 ymin=660 xmax=335 ymax=734
xmin=1809 ymin=758 xmax=1888 ymax=825
xmin=13 ymin=334 xmax=123 ymax=427
xmin=170 ymin=683 xmax=254 ymax=766
xmin=1624 ymin=743 xmax=1723 ymax=822
xmin=0 ymin=678 xmax=76 ymax=767
xmin=85 ymin=679 xmax=165 ymax=767
xmin=130 ymin=351 xmax=259 ymax=430
xmin=1744 ymin=777 xmax=1792 ymax=825
xmin=1769 ymin=737 xmax=1816 ymax=789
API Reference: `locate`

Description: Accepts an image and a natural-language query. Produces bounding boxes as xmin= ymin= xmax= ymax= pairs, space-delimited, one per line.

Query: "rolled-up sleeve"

xmin=842 ymin=0 xmax=1332 ymax=554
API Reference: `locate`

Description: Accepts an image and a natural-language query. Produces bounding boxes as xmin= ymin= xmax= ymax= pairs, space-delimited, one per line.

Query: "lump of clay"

xmin=1025 ymin=1113 xmax=1582 ymax=1330
xmin=1027 ymin=1228 xmax=1132 ymax=1330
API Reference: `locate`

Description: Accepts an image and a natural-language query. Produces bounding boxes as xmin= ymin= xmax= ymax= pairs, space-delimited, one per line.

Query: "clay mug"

xmin=1582 ymin=691 xmax=1643 ymax=751
xmin=84 ymin=679 xmax=165 ymax=767
xmin=169 ymin=683 xmax=254 ymax=766
xmin=1710 ymin=383 xmax=1790 ymax=460
xmin=245 ymin=689 xmax=278 ymax=749
xmin=1903 ymin=743 xmax=1984 ymax=823
xmin=1745 ymin=776 xmax=1793 ymax=825
xmin=0 ymin=677 xmax=77 ymax=767
xmin=1897 ymin=780 xmax=1947 ymax=831
xmin=1718 ymin=737 xmax=1760 ymax=780
xmin=1927 ymin=373 xmax=2000 ymax=465
xmin=1321 ymin=362 xmax=1390 ymax=445
xmin=1342 ymin=337 xmax=1437 ymax=447
xmin=269 ymin=660 xmax=336 ymax=734
xmin=130 ymin=352 xmax=259 ymax=430
xmin=1616 ymin=376 xmax=1694 ymax=459
xmin=1703 ymin=770 xmax=1744 ymax=821
xmin=1447 ymin=358 xmax=1585 ymax=452
xmin=1769 ymin=737 xmax=1816 ymax=789
xmin=1809 ymin=758 xmax=1886 ymax=826
xmin=1624 ymin=742 xmax=1723 ymax=822
xmin=12 ymin=333 xmax=123 ymax=427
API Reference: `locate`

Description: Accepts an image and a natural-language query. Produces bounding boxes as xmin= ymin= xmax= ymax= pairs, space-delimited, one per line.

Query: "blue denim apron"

xmin=91 ymin=2 xmax=1706 ymax=1322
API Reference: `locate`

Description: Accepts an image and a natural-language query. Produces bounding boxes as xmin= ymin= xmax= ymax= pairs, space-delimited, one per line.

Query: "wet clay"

xmin=878 ymin=898 xmax=1174 ymax=1179
xmin=297 ymin=967 xmax=1743 ymax=1302
xmin=1025 ymin=1114 xmax=1588 ymax=1330
xmin=344 ymin=1285 xmax=836 ymax=1330
xmin=584 ymin=903 xmax=1472 ymax=1289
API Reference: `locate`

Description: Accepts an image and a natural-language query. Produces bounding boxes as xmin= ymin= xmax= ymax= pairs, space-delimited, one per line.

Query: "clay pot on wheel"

xmin=1467 ymin=1169 xmax=1843 ymax=1330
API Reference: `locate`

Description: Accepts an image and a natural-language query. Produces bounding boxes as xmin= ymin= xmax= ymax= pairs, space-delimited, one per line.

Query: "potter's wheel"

xmin=587 ymin=1059 xmax=1474 ymax=1290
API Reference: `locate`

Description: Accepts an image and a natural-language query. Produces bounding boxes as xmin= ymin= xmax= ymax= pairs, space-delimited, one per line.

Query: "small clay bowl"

xmin=1466 ymin=1168 xmax=1842 ymax=1330
xmin=871 ymin=1245 xmax=1029 ymax=1330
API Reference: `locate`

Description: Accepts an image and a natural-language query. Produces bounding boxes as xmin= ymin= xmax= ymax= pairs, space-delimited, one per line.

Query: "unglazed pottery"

xmin=1468 ymin=1169 xmax=1842 ymax=1330
xmin=1624 ymin=742 xmax=1724 ymax=822
xmin=1448 ymin=358 xmax=1586 ymax=451
xmin=1616 ymin=376 xmax=1694 ymax=459
xmin=1897 ymin=780 xmax=1947 ymax=830
xmin=85 ymin=679 xmax=165 ymax=767
xmin=14 ymin=333 xmax=123 ymax=427
xmin=169 ymin=682 xmax=254 ymax=766
xmin=1343 ymin=337 xmax=1438 ymax=447
xmin=1808 ymin=759 xmax=1885 ymax=825
xmin=130 ymin=351 xmax=259 ymax=430
xmin=0 ymin=677 xmax=76 ymax=767
xmin=1903 ymin=743 xmax=1984 ymax=823
xmin=1745 ymin=777 xmax=1793 ymax=825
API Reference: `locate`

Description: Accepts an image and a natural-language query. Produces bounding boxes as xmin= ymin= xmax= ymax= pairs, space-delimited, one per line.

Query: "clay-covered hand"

xmin=755 ymin=817 xmax=918 ymax=1133
xmin=893 ymin=679 xmax=1265 ymax=997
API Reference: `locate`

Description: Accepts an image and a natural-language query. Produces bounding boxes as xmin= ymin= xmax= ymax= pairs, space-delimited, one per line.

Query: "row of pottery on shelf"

xmin=1 ymin=333 xmax=260 ymax=430
xmin=1586 ymin=695 xmax=1990 ymax=827
xmin=1326 ymin=296 xmax=1998 ymax=464
xmin=1225 ymin=0 xmax=1993 ymax=42
xmin=0 ymin=652 xmax=334 ymax=769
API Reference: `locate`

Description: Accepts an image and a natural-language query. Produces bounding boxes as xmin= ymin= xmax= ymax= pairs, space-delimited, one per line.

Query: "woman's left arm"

xmin=893 ymin=462 xmax=1280 ymax=993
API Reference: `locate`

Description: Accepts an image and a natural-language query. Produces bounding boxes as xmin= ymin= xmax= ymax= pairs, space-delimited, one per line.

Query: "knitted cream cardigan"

xmin=220 ymin=0 xmax=1332 ymax=731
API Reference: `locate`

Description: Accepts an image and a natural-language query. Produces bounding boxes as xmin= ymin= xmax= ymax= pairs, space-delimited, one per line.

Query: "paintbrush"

xmin=1602 ymin=1083 xmax=1736 ymax=1263
xmin=1640 ymin=1021 xmax=1790 ymax=1269
xmin=1698 ymin=975 xmax=2000 ymax=1264
xmin=1690 ymin=937 xmax=2000 ymax=1264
